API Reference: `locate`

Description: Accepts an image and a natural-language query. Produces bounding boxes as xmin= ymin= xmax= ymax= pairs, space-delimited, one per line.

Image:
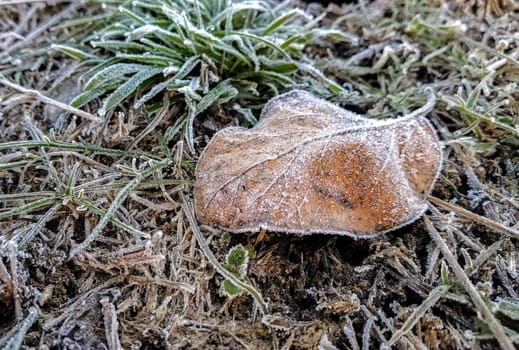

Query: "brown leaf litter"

xmin=195 ymin=89 xmax=442 ymax=237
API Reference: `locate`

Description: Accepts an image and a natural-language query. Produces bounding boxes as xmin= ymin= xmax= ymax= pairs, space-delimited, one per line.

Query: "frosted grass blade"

xmin=51 ymin=44 xmax=97 ymax=60
xmin=103 ymin=67 xmax=163 ymax=111
xmin=70 ymin=82 xmax=119 ymax=108
xmin=85 ymin=63 xmax=149 ymax=89
xmin=263 ymin=9 xmax=308 ymax=35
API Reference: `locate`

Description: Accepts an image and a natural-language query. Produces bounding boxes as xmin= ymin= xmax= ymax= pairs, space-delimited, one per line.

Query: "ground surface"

xmin=0 ymin=1 xmax=518 ymax=349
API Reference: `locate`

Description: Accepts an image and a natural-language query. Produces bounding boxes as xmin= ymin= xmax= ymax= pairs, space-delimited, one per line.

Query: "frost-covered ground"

xmin=0 ymin=1 xmax=518 ymax=349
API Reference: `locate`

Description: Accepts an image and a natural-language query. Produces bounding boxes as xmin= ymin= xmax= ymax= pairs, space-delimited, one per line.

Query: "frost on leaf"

xmin=194 ymin=90 xmax=442 ymax=238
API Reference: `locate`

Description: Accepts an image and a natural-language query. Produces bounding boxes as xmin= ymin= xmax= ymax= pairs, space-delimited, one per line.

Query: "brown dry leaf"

xmin=195 ymin=90 xmax=442 ymax=238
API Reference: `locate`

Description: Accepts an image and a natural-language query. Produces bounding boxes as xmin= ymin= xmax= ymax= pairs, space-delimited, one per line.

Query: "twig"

xmin=16 ymin=202 xmax=60 ymax=250
xmin=7 ymin=242 xmax=23 ymax=321
xmin=427 ymin=195 xmax=519 ymax=240
xmin=0 ymin=77 xmax=101 ymax=123
xmin=343 ymin=316 xmax=361 ymax=350
xmin=100 ymin=297 xmax=122 ymax=350
xmin=358 ymin=0 xmax=372 ymax=28
xmin=423 ymin=216 xmax=515 ymax=350
xmin=179 ymin=319 xmax=252 ymax=349
xmin=42 ymin=277 xmax=120 ymax=331
xmin=0 ymin=306 xmax=38 ymax=349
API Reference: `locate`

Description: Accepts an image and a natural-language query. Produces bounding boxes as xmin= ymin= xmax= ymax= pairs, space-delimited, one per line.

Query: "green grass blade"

xmin=261 ymin=59 xmax=298 ymax=73
xmin=134 ymin=79 xmax=171 ymax=109
xmin=74 ymin=197 xmax=150 ymax=239
xmin=209 ymin=2 xmax=268 ymax=27
xmin=0 ymin=161 xmax=32 ymax=171
xmin=118 ymin=6 xmax=148 ymax=24
xmin=69 ymin=158 xmax=171 ymax=257
xmin=114 ymin=53 xmax=172 ymax=66
xmin=185 ymin=79 xmax=238 ymax=152
xmin=188 ymin=28 xmax=251 ymax=66
xmin=171 ymin=55 xmax=201 ymax=80
xmin=0 ymin=192 xmax=57 ymax=202
xmin=297 ymin=63 xmax=346 ymax=93
xmin=103 ymin=67 xmax=163 ymax=112
xmin=91 ymin=40 xmax=149 ymax=52
xmin=280 ymin=34 xmax=303 ymax=49
xmin=237 ymin=69 xmax=295 ymax=85
xmin=229 ymin=30 xmax=290 ymax=59
xmin=127 ymin=25 xmax=185 ymax=48
xmin=195 ymin=79 xmax=238 ymax=114
xmin=85 ymin=63 xmax=150 ymax=89
xmin=0 ymin=140 xmax=137 ymax=157
xmin=137 ymin=38 xmax=184 ymax=59
xmin=70 ymin=82 xmax=120 ymax=108
xmin=308 ymin=28 xmax=360 ymax=45
xmin=0 ymin=196 xmax=59 ymax=220
xmin=386 ymin=285 xmax=450 ymax=347
xmin=263 ymin=9 xmax=307 ymax=35
xmin=51 ymin=44 xmax=97 ymax=60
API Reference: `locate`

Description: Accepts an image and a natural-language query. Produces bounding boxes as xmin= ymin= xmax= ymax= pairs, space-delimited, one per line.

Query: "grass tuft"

xmin=56 ymin=0 xmax=354 ymax=151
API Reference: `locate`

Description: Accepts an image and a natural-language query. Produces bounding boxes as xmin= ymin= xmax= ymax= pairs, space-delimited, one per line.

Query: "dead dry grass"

xmin=0 ymin=0 xmax=518 ymax=349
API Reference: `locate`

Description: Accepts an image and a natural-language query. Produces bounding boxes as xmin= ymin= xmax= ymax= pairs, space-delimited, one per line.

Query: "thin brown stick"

xmin=100 ymin=297 xmax=122 ymax=350
xmin=0 ymin=77 xmax=101 ymax=123
xmin=423 ymin=216 xmax=515 ymax=350
xmin=427 ymin=195 xmax=519 ymax=240
xmin=7 ymin=242 xmax=23 ymax=321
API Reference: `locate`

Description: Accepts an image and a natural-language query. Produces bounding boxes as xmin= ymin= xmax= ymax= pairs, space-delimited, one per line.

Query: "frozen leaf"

xmin=195 ymin=90 xmax=442 ymax=238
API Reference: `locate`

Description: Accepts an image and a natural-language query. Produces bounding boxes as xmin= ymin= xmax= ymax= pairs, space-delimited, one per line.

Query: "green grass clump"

xmin=55 ymin=0 xmax=355 ymax=151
